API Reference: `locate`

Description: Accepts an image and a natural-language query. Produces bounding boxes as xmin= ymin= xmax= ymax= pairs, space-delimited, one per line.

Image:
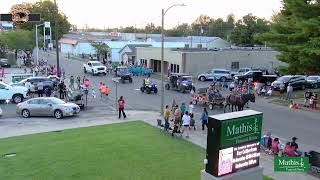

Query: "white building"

xmin=59 ymin=33 xmax=231 ymax=62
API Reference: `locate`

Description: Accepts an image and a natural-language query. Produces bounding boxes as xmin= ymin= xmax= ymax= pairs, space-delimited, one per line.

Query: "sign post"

xmin=112 ymin=77 xmax=121 ymax=112
xmin=202 ymin=110 xmax=264 ymax=180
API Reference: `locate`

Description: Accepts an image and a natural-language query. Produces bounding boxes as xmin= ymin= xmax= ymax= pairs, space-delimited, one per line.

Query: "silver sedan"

xmin=16 ymin=97 xmax=80 ymax=119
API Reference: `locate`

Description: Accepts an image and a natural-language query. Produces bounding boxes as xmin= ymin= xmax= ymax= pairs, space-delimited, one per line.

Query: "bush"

xmin=275 ymin=65 xmax=289 ymax=75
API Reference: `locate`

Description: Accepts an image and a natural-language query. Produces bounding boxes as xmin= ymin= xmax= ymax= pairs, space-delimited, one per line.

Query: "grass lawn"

xmin=0 ymin=121 xmax=273 ymax=180
xmin=0 ymin=121 xmax=205 ymax=180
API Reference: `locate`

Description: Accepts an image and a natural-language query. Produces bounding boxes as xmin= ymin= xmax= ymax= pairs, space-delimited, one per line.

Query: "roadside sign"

xmin=44 ymin=21 xmax=50 ymax=28
xmin=205 ymin=110 xmax=263 ymax=177
xmin=112 ymin=77 xmax=121 ymax=83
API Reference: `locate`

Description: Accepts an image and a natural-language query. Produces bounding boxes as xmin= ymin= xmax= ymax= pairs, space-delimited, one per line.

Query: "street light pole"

xmin=35 ymin=23 xmax=44 ymax=66
xmin=54 ymin=0 xmax=60 ymax=77
xmin=160 ymin=4 xmax=186 ymax=115
xmin=36 ymin=25 xmax=39 ymax=66
xmin=160 ymin=9 xmax=165 ymax=115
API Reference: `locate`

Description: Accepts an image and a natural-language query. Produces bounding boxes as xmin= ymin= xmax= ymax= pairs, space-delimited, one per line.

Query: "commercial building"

xmin=59 ymin=32 xmax=231 ymax=62
xmin=136 ymin=47 xmax=284 ymax=76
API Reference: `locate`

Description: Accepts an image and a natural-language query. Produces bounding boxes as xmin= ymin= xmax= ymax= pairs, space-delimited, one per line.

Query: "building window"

xmin=140 ymin=59 xmax=147 ymax=66
xmin=231 ymin=62 xmax=239 ymax=70
xmin=170 ymin=64 xmax=180 ymax=73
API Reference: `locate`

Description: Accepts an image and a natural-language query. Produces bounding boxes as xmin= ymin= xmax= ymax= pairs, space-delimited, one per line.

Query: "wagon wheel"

xmin=192 ymin=100 xmax=197 ymax=105
xmin=208 ymin=103 xmax=214 ymax=110
xmin=223 ymin=103 xmax=232 ymax=113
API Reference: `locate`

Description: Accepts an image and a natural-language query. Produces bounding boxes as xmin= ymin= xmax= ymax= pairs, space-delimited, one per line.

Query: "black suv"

xmin=272 ymin=75 xmax=307 ymax=90
xmin=115 ymin=66 xmax=133 ymax=83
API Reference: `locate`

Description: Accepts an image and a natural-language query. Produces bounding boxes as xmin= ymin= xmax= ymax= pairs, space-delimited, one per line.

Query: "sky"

xmin=1 ymin=0 xmax=282 ymax=29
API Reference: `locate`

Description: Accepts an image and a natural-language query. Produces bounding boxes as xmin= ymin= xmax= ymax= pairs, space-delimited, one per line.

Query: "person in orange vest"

xmin=105 ymin=85 xmax=110 ymax=96
xmin=101 ymin=84 xmax=110 ymax=96
xmin=99 ymin=82 xmax=103 ymax=98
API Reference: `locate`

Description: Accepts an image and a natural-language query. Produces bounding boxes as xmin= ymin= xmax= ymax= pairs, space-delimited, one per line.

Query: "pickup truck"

xmin=0 ymin=82 xmax=29 ymax=103
xmin=83 ymin=61 xmax=107 ymax=75
xmin=234 ymin=71 xmax=278 ymax=85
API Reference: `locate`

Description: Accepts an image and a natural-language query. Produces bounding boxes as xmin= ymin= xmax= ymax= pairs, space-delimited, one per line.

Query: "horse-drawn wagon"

xmin=191 ymin=88 xmax=225 ymax=110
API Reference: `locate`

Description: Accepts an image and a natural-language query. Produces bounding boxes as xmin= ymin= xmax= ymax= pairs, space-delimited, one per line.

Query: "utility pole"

xmin=54 ymin=0 xmax=60 ymax=77
xmin=161 ymin=8 xmax=164 ymax=115
xmin=160 ymin=4 xmax=186 ymax=115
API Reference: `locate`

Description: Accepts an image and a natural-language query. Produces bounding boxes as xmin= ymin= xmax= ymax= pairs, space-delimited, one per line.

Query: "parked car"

xmin=115 ymin=66 xmax=133 ymax=83
xmin=0 ymin=107 xmax=2 ymax=118
xmin=16 ymin=97 xmax=80 ymax=119
xmin=47 ymin=75 xmax=60 ymax=82
xmin=0 ymin=82 xmax=28 ymax=103
xmin=236 ymin=68 xmax=251 ymax=75
xmin=11 ymin=77 xmax=54 ymax=92
xmin=198 ymin=68 xmax=232 ymax=82
xmin=166 ymin=73 xmax=195 ymax=93
xmin=234 ymin=71 xmax=278 ymax=85
xmin=83 ymin=61 xmax=107 ymax=75
xmin=306 ymin=76 xmax=320 ymax=89
xmin=272 ymin=75 xmax=307 ymax=90
xmin=0 ymin=59 xmax=11 ymax=68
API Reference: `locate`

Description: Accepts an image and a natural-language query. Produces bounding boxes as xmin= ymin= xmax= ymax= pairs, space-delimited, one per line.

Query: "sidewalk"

xmin=0 ymin=108 xmax=317 ymax=180
xmin=270 ymin=97 xmax=320 ymax=113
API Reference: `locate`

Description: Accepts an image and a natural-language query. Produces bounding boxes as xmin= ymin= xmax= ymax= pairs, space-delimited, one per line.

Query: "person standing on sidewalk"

xmin=200 ymin=107 xmax=208 ymax=131
xmin=279 ymin=82 xmax=285 ymax=99
xmin=58 ymin=81 xmax=65 ymax=99
xmin=118 ymin=96 xmax=126 ymax=119
xmin=70 ymin=76 xmax=75 ymax=90
xmin=286 ymin=84 xmax=293 ymax=100
xmin=163 ymin=105 xmax=171 ymax=130
xmin=37 ymin=81 xmax=44 ymax=97
xmin=180 ymin=102 xmax=186 ymax=119
xmin=76 ymin=76 xmax=81 ymax=89
xmin=182 ymin=111 xmax=191 ymax=138
xmin=188 ymin=101 xmax=194 ymax=119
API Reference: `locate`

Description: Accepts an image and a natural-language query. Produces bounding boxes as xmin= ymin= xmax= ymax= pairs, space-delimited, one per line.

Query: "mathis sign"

xmin=205 ymin=110 xmax=263 ymax=177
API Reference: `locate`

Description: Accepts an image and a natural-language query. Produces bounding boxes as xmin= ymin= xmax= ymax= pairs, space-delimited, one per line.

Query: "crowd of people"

xmin=304 ymin=90 xmax=318 ymax=109
xmin=261 ymin=132 xmax=302 ymax=157
xmin=163 ymin=100 xmax=208 ymax=138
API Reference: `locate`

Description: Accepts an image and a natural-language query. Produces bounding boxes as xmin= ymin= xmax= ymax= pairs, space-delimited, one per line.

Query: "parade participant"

xmin=144 ymin=76 xmax=150 ymax=86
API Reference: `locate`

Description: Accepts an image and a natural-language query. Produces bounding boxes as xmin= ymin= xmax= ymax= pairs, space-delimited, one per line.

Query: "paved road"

xmin=1 ymin=50 xmax=319 ymax=152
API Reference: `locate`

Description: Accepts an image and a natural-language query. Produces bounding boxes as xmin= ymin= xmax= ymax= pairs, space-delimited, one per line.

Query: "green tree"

xmin=0 ymin=30 xmax=36 ymax=59
xmin=90 ymin=41 xmax=109 ymax=61
xmin=166 ymin=23 xmax=192 ymax=37
xmin=20 ymin=1 xmax=71 ymax=40
xmin=191 ymin=15 xmax=211 ymax=35
xmin=256 ymin=0 xmax=320 ymax=74
xmin=230 ymin=14 xmax=270 ymax=46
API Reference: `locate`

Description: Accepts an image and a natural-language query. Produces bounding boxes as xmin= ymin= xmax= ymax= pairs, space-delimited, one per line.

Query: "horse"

xmin=224 ymin=93 xmax=255 ymax=112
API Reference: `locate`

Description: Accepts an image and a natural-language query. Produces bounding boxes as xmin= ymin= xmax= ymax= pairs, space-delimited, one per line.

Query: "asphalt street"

xmin=1 ymin=50 xmax=319 ymax=152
